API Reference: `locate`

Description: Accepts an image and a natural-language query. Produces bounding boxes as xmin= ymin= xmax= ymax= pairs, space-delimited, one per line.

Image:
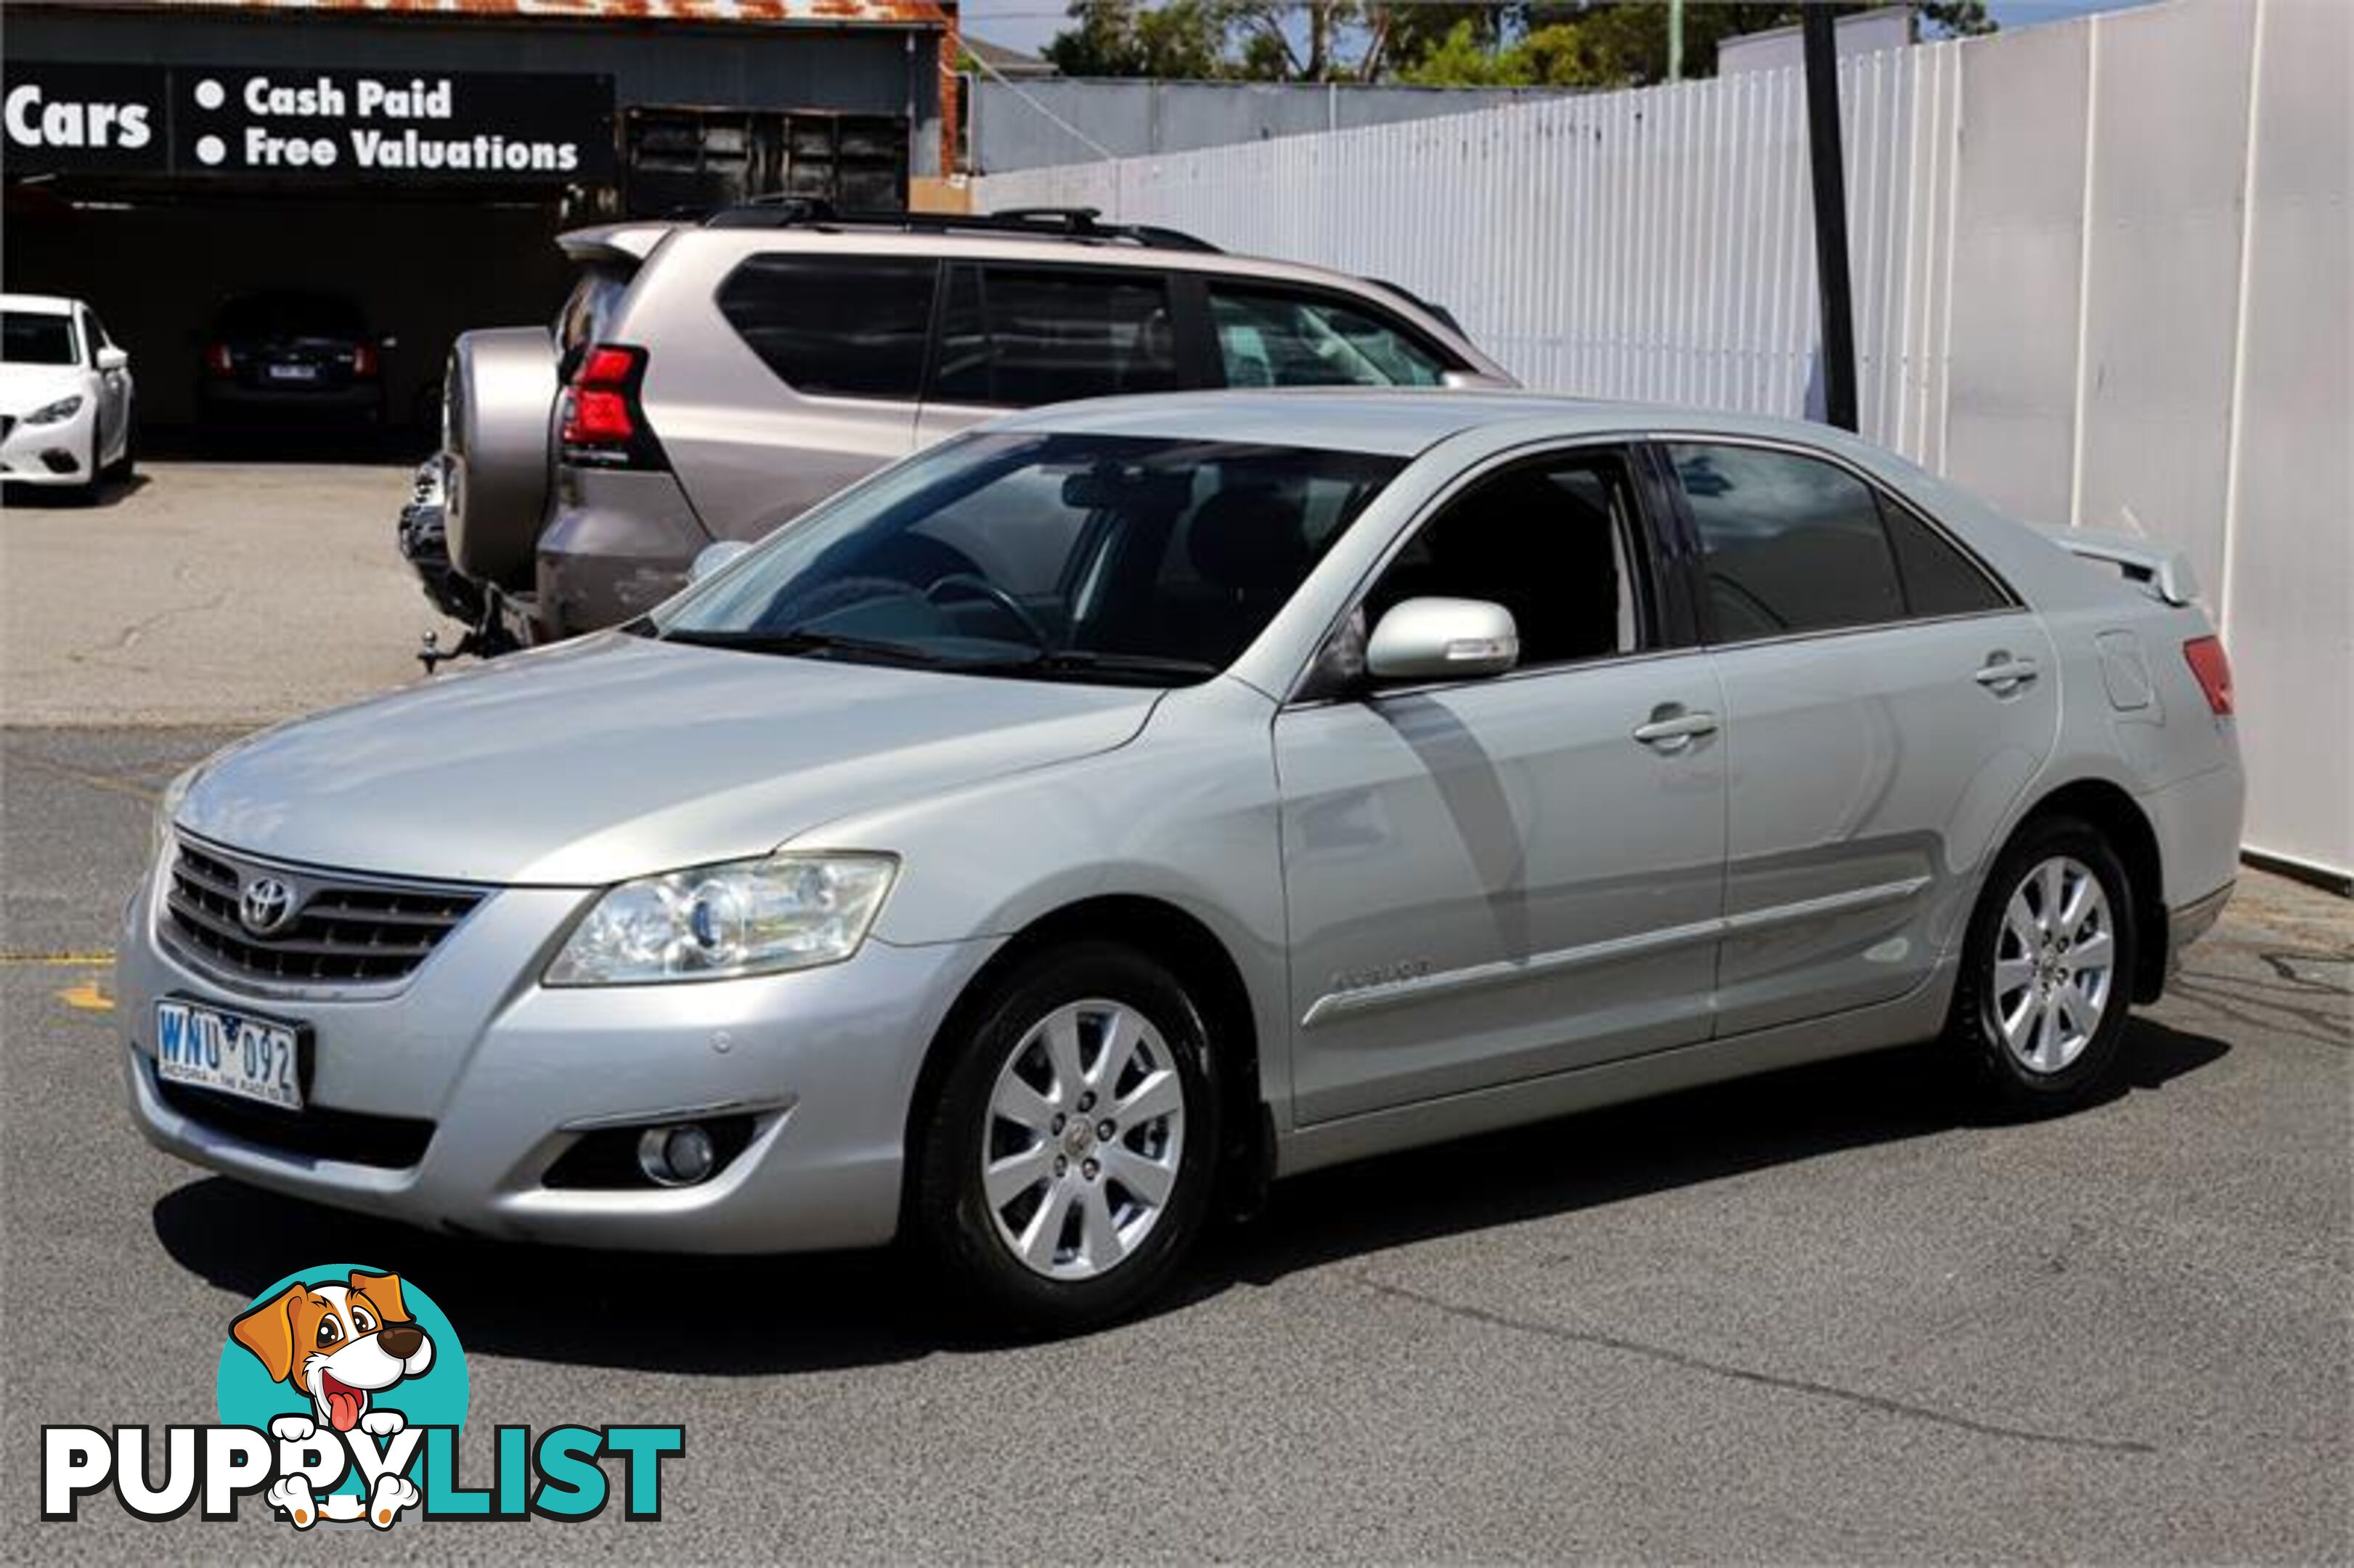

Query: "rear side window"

xmin=930 ymin=265 xmax=1178 ymax=407
xmin=1208 ymin=285 xmax=1449 ymax=388
xmin=1880 ymin=502 xmax=2012 ymax=617
xmin=1671 ymin=443 xmax=1908 ymax=641
xmin=1671 ymin=444 xmax=2012 ymax=641
xmin=717 ymin=255 xmax=938 ymax=401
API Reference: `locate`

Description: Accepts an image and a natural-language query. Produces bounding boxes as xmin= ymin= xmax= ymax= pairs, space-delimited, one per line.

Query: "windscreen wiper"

xmin=659 ymin=627 xmax=951 ymax=666
xmin=974 ymin=648 xmax=1221 ymax=684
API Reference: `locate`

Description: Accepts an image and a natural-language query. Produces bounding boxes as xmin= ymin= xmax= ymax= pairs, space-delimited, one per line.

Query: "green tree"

xmin=1046 ymin=0 xmax=1229 ymax=78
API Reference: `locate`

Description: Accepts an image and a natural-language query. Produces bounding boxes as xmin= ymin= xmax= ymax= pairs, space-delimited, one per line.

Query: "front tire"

xmin=914 ymin=942 xmax=1221 ymax=1334
xmin=103 ymin=405 xmax=136 ymax=483
xmin=1944 ymin=815 xmax=2138 ymax=1116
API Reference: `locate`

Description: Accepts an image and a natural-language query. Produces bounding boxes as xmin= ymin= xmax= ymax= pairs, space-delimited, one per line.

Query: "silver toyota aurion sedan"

xmin=120 ymin=392 xmax=2244 ymax=1330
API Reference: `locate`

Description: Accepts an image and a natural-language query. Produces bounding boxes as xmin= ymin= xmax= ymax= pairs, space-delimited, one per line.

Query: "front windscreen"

xmin=650 ymin=431 xmax=1406 ymax=686
xmin=2 ymin=312 xmax=78 ymax=366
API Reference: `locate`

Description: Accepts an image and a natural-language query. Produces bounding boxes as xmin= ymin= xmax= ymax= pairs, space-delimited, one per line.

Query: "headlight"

xmin=545 ymin=852 xmax=897 ymax=986
xmin=24 ymin=396 xmax=84 ymax=426
xmin=152 ymin=767 xmax=197 ymax=862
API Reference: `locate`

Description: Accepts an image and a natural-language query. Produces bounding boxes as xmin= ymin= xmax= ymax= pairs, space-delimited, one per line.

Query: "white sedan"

xmin=2 ymin=293 xmax=135 ymax=501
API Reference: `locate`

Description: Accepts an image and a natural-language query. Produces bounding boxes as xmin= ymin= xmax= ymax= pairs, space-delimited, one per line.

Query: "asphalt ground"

xmin=3 ymin=468 xmax=2350 ymax=1563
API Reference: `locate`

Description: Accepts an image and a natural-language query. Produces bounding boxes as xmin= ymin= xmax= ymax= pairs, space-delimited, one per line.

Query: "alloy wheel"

xmin=981 ymin=998 xmax=1187 ymax=1281
xmin=1991 ymin=854 xmax=2117 ymax=1074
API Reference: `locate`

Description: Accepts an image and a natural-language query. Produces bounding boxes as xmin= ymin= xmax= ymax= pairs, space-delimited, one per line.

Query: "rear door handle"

xmin=1974 ymin=657 xmax=2040 ymax=691
xmin=1632 ymin=709 xmax=1719 ymax=751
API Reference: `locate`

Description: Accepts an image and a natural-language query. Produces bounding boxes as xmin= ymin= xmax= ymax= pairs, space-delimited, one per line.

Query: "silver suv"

xmin=126 ymin=391 xmax=2242 ymax=1333
xmin=437 ymin=204 xmax=1512 ymax=649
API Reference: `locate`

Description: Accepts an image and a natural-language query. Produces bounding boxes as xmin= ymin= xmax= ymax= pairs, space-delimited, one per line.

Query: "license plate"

xmin=266 ymin=363 xmax=320 ymax=383
xmin=155 ymin=998 xmax=306 ymax=1111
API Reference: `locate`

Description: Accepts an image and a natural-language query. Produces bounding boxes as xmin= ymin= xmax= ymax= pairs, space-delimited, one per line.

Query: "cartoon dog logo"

xmin=231 ymin=1270 xmax=433 ymax=1528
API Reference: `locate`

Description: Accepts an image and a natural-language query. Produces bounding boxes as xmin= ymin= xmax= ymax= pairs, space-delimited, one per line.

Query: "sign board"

xmin=3 ymin=62 xmax=616 ymax=181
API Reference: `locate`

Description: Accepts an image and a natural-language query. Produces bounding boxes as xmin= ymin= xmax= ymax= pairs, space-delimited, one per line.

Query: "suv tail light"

xmin=352 ymin=343 xmax=379 ymax=377
xmin=2183 ymin=635 xmax=2233 ymax=715
xmin=560 ymin=343 xmax=665 ymax=470
xmin=204 ymin=343 xmax=235 ymax=376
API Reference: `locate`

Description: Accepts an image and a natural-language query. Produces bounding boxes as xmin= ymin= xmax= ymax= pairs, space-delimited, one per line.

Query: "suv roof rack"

xmin=702 ymin=197 xmax=1223 ymax=253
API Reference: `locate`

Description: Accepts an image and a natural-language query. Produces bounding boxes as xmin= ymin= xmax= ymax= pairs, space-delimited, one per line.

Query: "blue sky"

xmin=959 ymin=0 xmax=2159 ymax=65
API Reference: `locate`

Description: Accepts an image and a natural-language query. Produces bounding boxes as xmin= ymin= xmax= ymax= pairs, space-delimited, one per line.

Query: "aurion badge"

xmin=239 ymin=876 xmax=295 ymax=936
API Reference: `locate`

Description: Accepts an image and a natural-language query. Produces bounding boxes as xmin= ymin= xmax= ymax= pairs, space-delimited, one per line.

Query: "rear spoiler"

xmin=555 ymin=223 xmax=678 ymax=269
xmin=2046 ymin=527 xmax=2199 ymax=607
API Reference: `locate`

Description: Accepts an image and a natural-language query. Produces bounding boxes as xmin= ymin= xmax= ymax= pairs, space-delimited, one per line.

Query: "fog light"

xmin=636 ymin=1122 xmax=718 ymax=1187
xmin=40 ymin=449 xmax=79 ymax=475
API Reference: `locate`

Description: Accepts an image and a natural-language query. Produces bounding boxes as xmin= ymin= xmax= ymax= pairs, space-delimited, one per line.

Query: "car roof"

xmin=1 ymin=294 xmax=81 ymax=316
xmin=987 ymin=388 xmax=1884 ymax=460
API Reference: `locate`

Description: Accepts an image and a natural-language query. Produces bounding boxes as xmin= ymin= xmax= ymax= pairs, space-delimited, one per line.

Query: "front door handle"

xmin=1974 ymin=656 xmax=2040 ymax=692
xmin=1632 ymin=708 xmax=1719 ymax=752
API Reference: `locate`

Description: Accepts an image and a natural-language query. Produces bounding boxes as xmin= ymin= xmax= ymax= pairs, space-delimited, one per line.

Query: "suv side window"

xmin=1207 ymin=284 xmax=1449 ymax=388
xmin=1669 ymin=442 xmax=2009 ymax=641
xmin=716 ymin=254 xmax=938 ymax=401
xmin=1364 ymin=448 xmax=1650 ymax=669
xmin=930 ymin=264 xmax=1178 ymax=407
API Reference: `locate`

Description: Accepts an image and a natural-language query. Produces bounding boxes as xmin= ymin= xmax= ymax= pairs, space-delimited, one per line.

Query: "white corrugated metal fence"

xmin=977 ymin=0 xmax=2351 ymax=884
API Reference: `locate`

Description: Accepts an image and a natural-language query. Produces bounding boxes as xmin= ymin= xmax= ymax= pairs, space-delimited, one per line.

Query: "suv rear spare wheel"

xmin=444 ymin=326 xmax=558 ymax=589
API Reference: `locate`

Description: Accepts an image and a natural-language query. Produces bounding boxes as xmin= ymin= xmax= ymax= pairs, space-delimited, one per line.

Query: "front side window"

xmin=653 ymin=432 xmax=1404 ymax=685
xmin=930 ymin=266 xmax=1178 ymax=407
xmin=2 ymin=311 xmax=78 ymax=366
xmin=1208 ymin=285 xmax=1449 ymax=388
xmin=716 ymin=254 xmax=938 ymax=401
xmin=1363 ymin=449 xmax=1649 ymax=668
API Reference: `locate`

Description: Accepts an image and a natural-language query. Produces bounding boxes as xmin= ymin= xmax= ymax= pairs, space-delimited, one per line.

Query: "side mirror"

xmin=95 ymin=346 xmax=129 ymax=372
xmin=1365 ymin=597 xmax=1519 ymax=683
xmin=688 ymin=539 xmax=753 ymax=584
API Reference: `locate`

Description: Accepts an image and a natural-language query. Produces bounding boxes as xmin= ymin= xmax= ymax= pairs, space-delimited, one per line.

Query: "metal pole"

xmin=1668 ymin=0 xmax=1685 ymax=82
xmin=1801 ymin=7 xmax=1859 ymax=431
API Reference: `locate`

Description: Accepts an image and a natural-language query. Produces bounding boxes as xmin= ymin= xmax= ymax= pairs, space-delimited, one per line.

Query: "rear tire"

xmin=913 ymin=942 xmax=1221 ymax=1336
xmin=1944 ymin=814 xmax=2138 ymax=1117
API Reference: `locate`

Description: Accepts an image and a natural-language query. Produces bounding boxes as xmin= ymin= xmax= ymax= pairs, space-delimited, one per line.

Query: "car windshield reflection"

xmin=651 ymin=431 xmax=1406 ymax=686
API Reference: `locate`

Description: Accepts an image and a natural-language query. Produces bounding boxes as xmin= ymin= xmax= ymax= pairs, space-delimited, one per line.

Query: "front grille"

xmin=156 ymin=1078 xmax=435 ymax=1169
xmin=164 ymin=838 xmax=484 ymax=986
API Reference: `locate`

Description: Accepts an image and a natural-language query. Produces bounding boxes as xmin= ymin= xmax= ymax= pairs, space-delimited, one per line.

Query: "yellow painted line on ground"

xmin=0 ymin=951 xmax=117 ymax=966
xmin=1 ymin=749 xmax=164 ymax=804
xmin=57 ymin=980 xmax=114 ymax=1013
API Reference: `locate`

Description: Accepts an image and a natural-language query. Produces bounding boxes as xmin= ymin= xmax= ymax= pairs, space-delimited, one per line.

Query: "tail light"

xmin=2183 ymin=636 xmax=2233 ymax=715
xmin=560 ymin=343 xmax=664 ymax=468
xmin=352 ymin=343 xmax=379 ymax=377
xmin=204 ymin=343 xmax=234 ymax=376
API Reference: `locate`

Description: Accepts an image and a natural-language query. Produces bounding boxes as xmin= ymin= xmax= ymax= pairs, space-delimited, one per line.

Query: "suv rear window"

xmin=931 ymin=264 xmax=1178 ymax=407
xmin=556 ymin=264 xmax=635 ymax=377
xmin=716 ymin=254 xmax=938 ymax=401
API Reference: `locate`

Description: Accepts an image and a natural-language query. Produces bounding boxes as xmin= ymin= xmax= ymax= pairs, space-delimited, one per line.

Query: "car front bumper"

xmin=116 ymin=859 xmax=997 ymax=1252
xmin=0 ymin=401 xmax=97 ymax=483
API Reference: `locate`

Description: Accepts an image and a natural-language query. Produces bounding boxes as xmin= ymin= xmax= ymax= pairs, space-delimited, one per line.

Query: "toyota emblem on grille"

xmin=239 ymin=876 xmax=296 ymax=936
